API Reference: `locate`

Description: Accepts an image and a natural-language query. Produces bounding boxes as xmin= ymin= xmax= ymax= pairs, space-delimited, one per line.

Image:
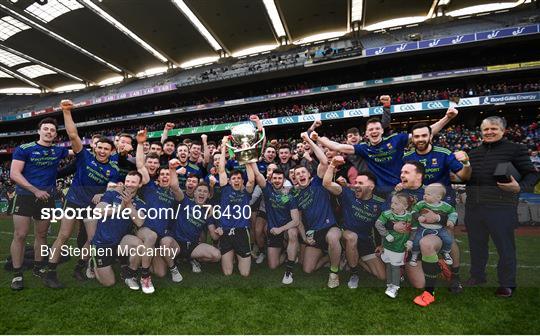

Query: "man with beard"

xmin=317 ymin=97 xmax=458 ymax=193
xmin=90 ymin=171 xmax=146 ymax=289
xmin=44 ymin=100 xmax=120 ymax=289
xmin=403 ymin=122 xmax=471 ymax=293
xmin=9 ymin=117 xmax=69 ymax=290
xmin=159 ymin=182 xmax=221 ymax=282
xmin=323 ymin=162 xmax=386 ymax=288
xmin=251 ymin=162 xmax=300 ymax=284
xmin=395 ymin=161 xmax=453 ymax=306
xmin=175 ymin=143 xmax=202 ymax=190
xmin=135 ymin=129 xmax=184 ymax=293
xmin=292 ymin=132 xmax=342 ymax=288
xmin=217 ymin=135 xmax=256 ymax=276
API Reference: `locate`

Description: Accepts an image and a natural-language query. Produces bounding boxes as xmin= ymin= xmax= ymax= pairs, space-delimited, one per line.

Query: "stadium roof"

xmin=0 ymin=0 xmax=530 ymax=92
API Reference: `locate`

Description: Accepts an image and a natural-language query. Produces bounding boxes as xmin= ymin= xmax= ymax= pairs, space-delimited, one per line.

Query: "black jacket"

xmin=466 ymin=139 xmax=539 ymax=207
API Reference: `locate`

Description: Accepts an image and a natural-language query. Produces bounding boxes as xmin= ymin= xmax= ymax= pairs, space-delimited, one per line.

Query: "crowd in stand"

xmin=1 ymin=80 xmax=538 ymax=151
xmin=1 ymin=120 xmax=538 ymax=201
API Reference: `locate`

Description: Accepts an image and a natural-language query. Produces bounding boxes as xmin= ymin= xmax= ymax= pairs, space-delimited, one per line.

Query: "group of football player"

xmin=6 ymin=96 xmax=509 ymax=306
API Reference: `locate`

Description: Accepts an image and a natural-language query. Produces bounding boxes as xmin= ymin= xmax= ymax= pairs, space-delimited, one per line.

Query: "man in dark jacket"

xmin=465 ymin=116 xmax=539 ymax=297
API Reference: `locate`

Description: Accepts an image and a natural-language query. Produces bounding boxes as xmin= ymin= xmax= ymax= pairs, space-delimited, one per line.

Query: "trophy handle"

xmin=252 ymin=127 xmax=266 ymax=148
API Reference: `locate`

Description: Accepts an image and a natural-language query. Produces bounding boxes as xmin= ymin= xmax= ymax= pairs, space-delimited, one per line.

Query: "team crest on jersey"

xmin=431 ymin=158 xmax=438 ymax=166
xmin=386 ymin=143 xmax=393 ymax=149
xmin=106 ymin=170 xmax=111 ymax=177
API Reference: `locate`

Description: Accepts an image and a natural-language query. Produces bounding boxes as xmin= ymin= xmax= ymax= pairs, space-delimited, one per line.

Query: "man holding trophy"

xmin=215 ymin=115 xmax=265 ymax=276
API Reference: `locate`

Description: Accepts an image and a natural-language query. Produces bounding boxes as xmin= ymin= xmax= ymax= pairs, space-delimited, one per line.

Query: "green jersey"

xmin=377 ymin=210 xmax=411 ymax=253
xmin=412 ymin=200 xmax=458 ymax=228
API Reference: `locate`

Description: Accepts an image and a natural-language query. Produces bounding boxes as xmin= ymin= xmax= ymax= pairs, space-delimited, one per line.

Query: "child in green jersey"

xmin=408 ymin=183 xmax=458 ymax=267
xmin=375 ymin=193 xmax=412 ymax=299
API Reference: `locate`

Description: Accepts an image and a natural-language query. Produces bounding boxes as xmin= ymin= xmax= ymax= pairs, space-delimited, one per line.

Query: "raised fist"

xmin=120 ymin=143 xmax=133 ymax=154
xmin=310 ymin=131 xmax=319 ymax=141
xmin=331 ymin=155 xmax=345 ymax=167
xmin=169 ymin=158 xmax=181 ymax=169
xmin=136 ymin=129 xmax=147 ymax=144
xmin=446 ymin=107 xmax=458 ymax=119
xmin=60 ymin=99 xmax=74 ymax=110
xmin=176 ymin=167 xmax=186 ymax=175
xmin=336 ymin=176 xmax=347 ymax=187
xmin=379 ymin=95 xmax=391 ymax=107
xmin=164 ymin=122 xmax=175 ymax=131
xmin=201 ymin=134 xmax=208 ymax=142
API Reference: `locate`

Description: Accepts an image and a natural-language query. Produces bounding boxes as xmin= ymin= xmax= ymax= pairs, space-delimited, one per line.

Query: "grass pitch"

xmin=0 ymin=218 xmax=539 ymax=334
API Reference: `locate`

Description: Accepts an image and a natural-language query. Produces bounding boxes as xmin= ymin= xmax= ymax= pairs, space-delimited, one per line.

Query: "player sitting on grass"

xmin=409 ymin=183 xmax=458 ymax=267
xmin=375 ymin=193 xmax=412 ymax=299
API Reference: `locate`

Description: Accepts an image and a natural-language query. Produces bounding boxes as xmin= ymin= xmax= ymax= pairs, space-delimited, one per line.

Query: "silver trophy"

xmin=225 ymin=122 xmax=266 ymax=165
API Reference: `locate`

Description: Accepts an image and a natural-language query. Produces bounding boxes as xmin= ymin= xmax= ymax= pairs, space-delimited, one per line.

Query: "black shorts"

xmin=91 ymin=245 xmax=117 ymax=269
xmin=177 ymin=240 xmax=200 ymax=259
xmin=357 ymin=234 xmax=376 ymax=259
xmin=266 ymin=230 xmax=285 ymax=248
xmin=11 ymin=194 xmax=55 ymax=220
xmin=302 ymin=226 xmax=334 ymax=252
xmin=219 ymin=227 xmax=251 ymax=258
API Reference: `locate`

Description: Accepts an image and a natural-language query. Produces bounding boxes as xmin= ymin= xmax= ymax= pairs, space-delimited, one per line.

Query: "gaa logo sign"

xmin=399 ymin=104 xmax=416 ymax=112
xmin=372 ymin=106 xmax=383 ymax=114
xmin=279 ymin=117 xmax=295 ymax=124
xmin=458 ymin=99 xmax=474 ymax=106
xmin=302 ymin=115 xmax=316 ymax=121
xmin=426 ymin=101 xmax=446 ymax=109
xmin=262 ymin=119 xmax=273 ymax=126
xmin=324 ymin=112 xmax=340 ymax=119
xmin=348 ymin=110 xmax=363 ymax=117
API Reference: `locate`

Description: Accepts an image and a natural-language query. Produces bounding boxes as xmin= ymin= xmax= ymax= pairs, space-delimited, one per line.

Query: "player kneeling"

xmin=90 ymin=171 xmax=146 ymax=290
xmin=158 ymin=183 xmax=221 ymax=281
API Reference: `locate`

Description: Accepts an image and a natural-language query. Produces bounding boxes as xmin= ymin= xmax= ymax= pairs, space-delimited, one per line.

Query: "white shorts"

xmin=381 ymin=249 xmax=406 ymax=266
